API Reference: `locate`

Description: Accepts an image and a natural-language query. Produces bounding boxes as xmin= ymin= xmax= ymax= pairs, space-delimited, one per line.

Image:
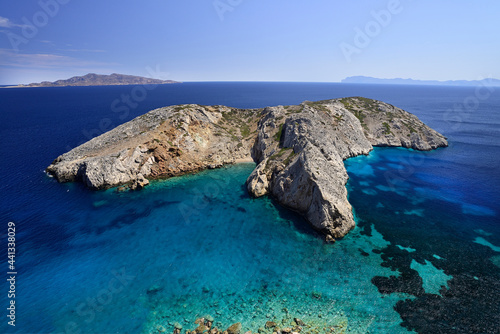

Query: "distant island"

xmin=7 ymin=73 xmax=180 ymax=88
xmin=342 ymin=76 xmax=500 ymax=87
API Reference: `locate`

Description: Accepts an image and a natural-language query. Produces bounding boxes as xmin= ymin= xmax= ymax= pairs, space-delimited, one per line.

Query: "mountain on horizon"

xmin=10 ymin=73 xmax=180 ymax=88
xmin=341 ymin=76 xmax=500 ymax=87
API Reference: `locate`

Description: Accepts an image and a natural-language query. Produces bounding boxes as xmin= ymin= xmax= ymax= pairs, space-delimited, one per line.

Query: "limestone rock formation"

xmin=226 ymin=322 xmax=242 ymax=334
xmin=46 ymin=97 xmax=447 ymax=240
xmin=47 ymin=104 xmax=258 ymax=189
xmin=245 ymin=98 xmax=447 ymax=239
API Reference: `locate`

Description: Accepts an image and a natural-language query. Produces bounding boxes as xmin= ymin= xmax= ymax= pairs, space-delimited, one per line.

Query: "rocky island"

xmin=46 ymin=97 xmax=447 ymax=240
xmin=7 ymin=73 xmax=179 ymax=88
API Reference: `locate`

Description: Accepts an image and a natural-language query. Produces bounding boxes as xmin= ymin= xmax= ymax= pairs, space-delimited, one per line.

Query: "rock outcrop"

xmin=47 ymin=104 xmax=258 ymax=189
xmin=246 ymin=98 xmax=447 ymax=239
xmin=46 ymin=97 xmax=447 ymax=240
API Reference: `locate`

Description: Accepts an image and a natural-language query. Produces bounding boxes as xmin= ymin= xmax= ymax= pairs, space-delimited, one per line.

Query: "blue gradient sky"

xmin=0 ymin=0 xmax=499 ymax=84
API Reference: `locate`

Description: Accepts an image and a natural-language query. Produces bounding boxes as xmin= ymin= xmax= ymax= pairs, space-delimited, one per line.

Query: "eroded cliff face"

xmin=246 ymin=98 xmax=448 ymax=240
xmin=47 ymin=97 xmax=447 ymax=240
xmin=46 ymin=104 xmax=259 ymax=189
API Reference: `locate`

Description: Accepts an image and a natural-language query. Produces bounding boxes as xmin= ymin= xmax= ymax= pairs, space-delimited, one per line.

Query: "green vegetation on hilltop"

xmin=275 ymin=123 xmax=284 ymax=142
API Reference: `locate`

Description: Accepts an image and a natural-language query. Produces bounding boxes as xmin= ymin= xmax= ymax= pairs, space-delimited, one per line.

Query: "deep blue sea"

xmin=0 ymin=82 xmax=499 ymax=334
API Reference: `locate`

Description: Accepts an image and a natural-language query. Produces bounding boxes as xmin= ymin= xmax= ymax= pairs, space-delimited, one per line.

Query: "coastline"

xmin=235 ymin=157 xmax=254 ymax=163
xmin=46 ymin=98 xmax=447 ymax=241
xmin=0 ymin=82 xmax=181 ymax=89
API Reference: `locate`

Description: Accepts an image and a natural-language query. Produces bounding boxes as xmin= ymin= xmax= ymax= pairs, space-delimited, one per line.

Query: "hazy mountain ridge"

xmin=9 ymin=73 xmax=180 ymax=88
xmin=342 ymin=76 xmax=500 ymax=87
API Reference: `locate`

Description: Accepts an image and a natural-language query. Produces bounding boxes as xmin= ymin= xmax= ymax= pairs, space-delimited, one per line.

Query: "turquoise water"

xmin=32 ymin=146 xmax=498 ymax=334
xmin=344 ymin=148 xmax=500 ymax=333
xmin=34 ymin=163 xmax=410 ymax=333
xmin=1 ymin=83 xmax=499 ymax=333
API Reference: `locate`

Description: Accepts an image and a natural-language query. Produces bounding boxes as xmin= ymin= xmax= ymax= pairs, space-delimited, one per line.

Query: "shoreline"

xmin=235 ymin=157 xmax=254 ymax=164
xmin=0 ymin=82 xmax=181 ymax=89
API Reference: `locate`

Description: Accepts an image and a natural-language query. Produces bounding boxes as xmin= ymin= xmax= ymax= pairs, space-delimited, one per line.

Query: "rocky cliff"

xmin=246 ymin=97 xmax=447 ymax=240
xmin=46 ymin=97 xmax=447 ymax=240
xmin=47 ymin=104 xmax=258 ymax=189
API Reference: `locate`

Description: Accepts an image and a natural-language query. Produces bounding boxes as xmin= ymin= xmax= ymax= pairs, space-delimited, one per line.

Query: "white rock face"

xmin=246 ymin=98 xmax=447 ymax=240
xmin=246 ymin=102 xmax=372 ymax=238
xmin=246 ymin=160 xmax=269 ymax=197
xmin=46 ymin=104 xmax=257 ymax=190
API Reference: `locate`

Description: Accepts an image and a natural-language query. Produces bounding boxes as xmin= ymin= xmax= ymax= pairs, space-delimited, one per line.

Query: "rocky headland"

xmin=46 ymin=97 xmax=447 ymax=240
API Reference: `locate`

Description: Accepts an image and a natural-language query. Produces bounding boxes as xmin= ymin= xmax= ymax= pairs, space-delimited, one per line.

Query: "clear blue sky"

xmin=0 ymin=0 xmax=499 ymax=84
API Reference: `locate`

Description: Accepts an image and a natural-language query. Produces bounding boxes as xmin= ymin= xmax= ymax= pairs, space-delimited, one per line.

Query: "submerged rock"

xmin=46 ymin=98 xmax=447 ymax=240
xmin=293 ymin=318 xmax=305 ymax=327
xmin=226 ymin=322 xmax=242 ymax=334
xmin=146 ymin=284 xmax=162 ymax=295
xmin=205 ymin=315 xmax=214 ymax=329
xmin=129 ymin=173 xmax=149 ymax=190
xmin=195 ymin=324 xmax=209 ymax=334
xmin=173 ymin=322 xmax=183 ymax=334
xmin=265 ymin=321 xmax=277 ymax=329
